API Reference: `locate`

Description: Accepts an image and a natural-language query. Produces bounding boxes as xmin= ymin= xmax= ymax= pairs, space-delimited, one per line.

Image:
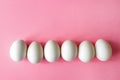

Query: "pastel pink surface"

xmin=0 ymin=0 xmax=120 ymax=80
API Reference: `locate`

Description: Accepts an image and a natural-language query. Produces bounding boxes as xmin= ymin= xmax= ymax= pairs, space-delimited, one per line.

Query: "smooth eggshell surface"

xmin=78 ymin=40 xmax=95 ymax=62
xmin=44 ymin=40 xmax=60 ymax=62
xmin=61 ymin=40 xmax=77 ymax=61
xmin=10 ymin=40 xmax=27 ymax=62
xmin=27 ymin=41 xmax=43 ymax=64
xmin=95 ymin=39 xmax=112 ymax=61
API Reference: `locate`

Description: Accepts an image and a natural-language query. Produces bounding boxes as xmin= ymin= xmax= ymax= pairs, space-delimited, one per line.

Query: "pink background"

xmin=0 ymin=0 xmax=120 ymax=80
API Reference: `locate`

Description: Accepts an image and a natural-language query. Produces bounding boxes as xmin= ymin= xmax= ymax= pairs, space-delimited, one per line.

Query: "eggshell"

xmin=10 ymin=40 xmax=27 ymax=62
xmin=95 ymin=39 xmax=112 ymax=61
xmin=61 ymin=40 xmax=77 ymax=61
xmin=78 ymin=40 xmax=95 ymax=62
xmin=44 ymin=40 xmax=60 ymax=62
xmin=27 ymin=41 xmax=43 ymax=64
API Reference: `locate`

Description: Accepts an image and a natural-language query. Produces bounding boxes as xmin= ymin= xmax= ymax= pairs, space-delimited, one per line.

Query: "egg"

xmin=10 ymin=40 xmax=27 ymax=62
xmin=95 ymin=39 xmax=112 ymax=61
xmin=27 ymin=41 xmax=43 ymax=64
xmin=78 ymin=40 xmax=95 ymax=62
xmin=44 ymin=40 xmax=60 ymax=62
xmin=61 ymin=40 xmax=77 ymax=61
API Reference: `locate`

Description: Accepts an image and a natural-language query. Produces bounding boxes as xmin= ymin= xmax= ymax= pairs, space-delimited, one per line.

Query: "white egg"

xmin=44 ymin=40 xmax=60 ymax=62
xmin=61 ymin=40 xmax=77 ymax=61
xmin=27 ymin=41 xmax=43 ymax=64
xmin=78 ymin=40 xmax=95 ymax=62
xmin=10 ymin=40 xmax=27 ymax=62
xmin=95 ymin=39 xmax=112 ymax=61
